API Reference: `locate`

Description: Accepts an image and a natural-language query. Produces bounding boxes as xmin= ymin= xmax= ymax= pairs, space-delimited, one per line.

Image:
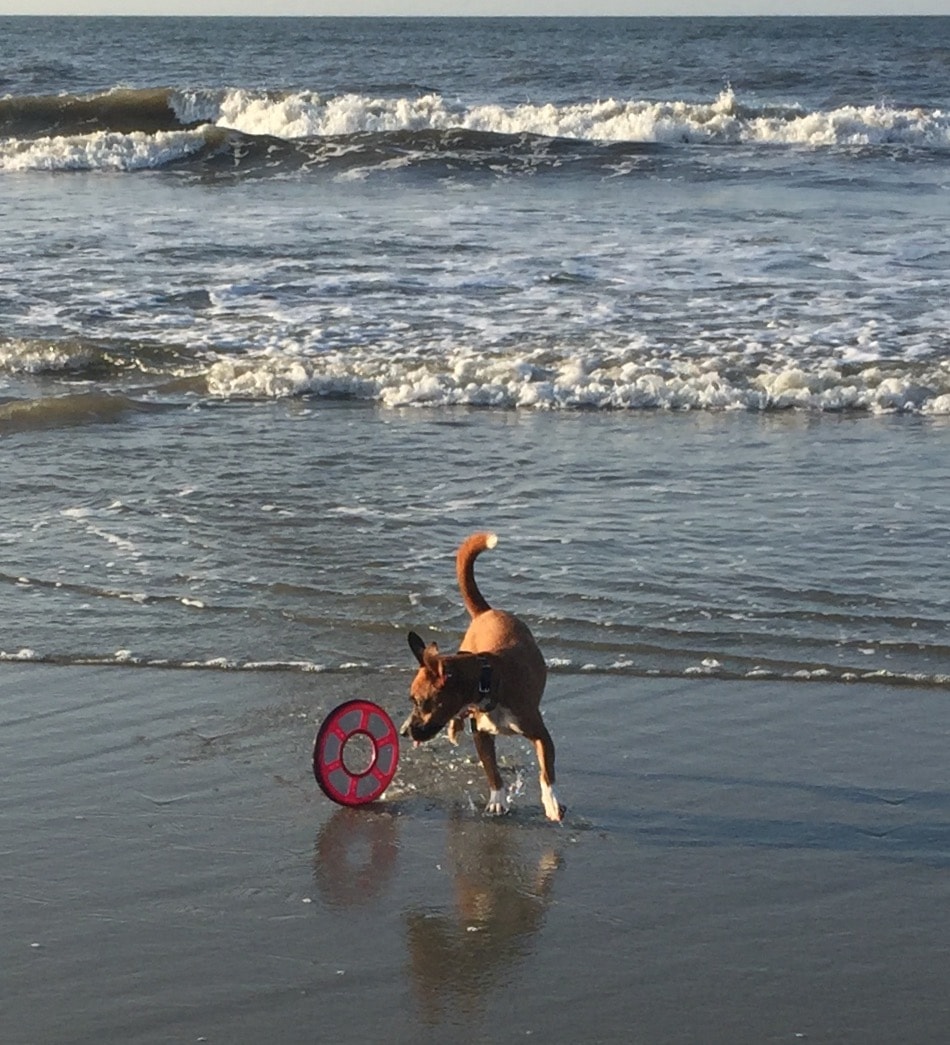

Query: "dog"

xmin=401 ymin=532 xmax=564 ymax=822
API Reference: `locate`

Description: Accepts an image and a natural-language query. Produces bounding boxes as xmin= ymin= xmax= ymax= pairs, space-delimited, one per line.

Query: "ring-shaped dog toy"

xmin=313 ymin=699 xmax=399 ymax=806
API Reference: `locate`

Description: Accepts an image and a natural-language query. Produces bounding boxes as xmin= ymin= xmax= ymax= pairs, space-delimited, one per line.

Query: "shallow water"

xmin=4 ymin=406 xmax=950 ymax=694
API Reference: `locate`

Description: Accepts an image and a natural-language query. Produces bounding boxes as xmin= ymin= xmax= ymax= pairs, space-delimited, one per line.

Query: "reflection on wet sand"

xmin=405 ymin=813 xmax=561 ymax=1023
xmin=313 ymin=806 xmax=400 ymax=908
xmin=313 ymin=806 xmax=562 ymax=1022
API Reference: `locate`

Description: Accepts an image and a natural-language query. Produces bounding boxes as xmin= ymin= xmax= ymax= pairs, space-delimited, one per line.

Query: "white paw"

xmin=484 ymin=788 xmax=510 ymax=816
xmin=541 ymin=781 xmax=565 ymax=822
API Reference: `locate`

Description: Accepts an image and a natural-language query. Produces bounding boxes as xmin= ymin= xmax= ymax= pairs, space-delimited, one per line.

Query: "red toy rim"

xmin=313 ymin=699 xmax=400 ymax=806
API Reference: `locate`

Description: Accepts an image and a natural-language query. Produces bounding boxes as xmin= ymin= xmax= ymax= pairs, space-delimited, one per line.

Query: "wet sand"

xmin=3 ymin=663 xmax=949 ymax=1044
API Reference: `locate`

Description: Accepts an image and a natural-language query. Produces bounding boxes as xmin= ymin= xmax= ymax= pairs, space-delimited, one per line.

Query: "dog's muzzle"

xmin=400 ymin=714 xmax=442 ymax=744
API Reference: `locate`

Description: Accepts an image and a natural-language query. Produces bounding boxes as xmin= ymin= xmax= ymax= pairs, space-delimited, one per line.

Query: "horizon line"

xmin=2 ymin=9 xmax=947 ymax=15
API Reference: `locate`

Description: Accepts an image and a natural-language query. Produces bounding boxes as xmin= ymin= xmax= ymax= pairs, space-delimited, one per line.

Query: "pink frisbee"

xmin=313 ymin=699 xmax=400 ymax=806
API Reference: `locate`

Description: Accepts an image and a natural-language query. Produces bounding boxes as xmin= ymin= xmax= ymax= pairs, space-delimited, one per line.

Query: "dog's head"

xmin=401 ymin=631 xmax=469 ymax=744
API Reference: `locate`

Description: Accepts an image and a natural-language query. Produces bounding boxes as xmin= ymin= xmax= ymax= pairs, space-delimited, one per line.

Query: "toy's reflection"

xmin=313 ymin=806 xmax=399 ymax=908
xmin=314 ymin=806 xmax=562 ymax=1020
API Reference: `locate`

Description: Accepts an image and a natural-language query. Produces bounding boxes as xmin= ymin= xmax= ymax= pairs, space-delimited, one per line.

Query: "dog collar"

xmin=476 ymin=657 xmax=496 ymax=711
xmin=468 ymin=657 xmax=496 ymax=735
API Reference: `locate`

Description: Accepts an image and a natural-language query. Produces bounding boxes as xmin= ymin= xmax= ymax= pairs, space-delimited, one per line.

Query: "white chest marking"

xmin=472 ymin=706 xmax=522 ymax=736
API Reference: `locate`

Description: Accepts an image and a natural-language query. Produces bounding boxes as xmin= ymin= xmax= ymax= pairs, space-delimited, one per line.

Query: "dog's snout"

xmin=407 ymin=718 xmax=442 ymax=744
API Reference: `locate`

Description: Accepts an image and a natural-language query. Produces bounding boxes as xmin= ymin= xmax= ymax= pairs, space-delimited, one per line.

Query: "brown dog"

xmin=401 ymin=532 xmax=564 ymax=822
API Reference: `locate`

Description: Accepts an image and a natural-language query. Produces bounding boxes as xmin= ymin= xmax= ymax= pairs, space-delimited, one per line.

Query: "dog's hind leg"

xmin=472 ymin=731 xmax=508 ymax=815
xmin=531 ymin=723 xmax=565 ymax=822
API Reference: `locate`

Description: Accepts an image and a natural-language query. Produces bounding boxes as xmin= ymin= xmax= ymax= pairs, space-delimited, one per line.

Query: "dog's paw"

xmin=541 ymin=783 xmax=565 ymax=822
xmin=484 ymin=788 xmax=510 ymax=817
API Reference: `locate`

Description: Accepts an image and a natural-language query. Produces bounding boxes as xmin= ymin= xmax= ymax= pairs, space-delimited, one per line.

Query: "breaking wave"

xmin=4 ymin=335 xmax=950 ymax=414
xmin=201 ymin=348 xmax=950 ymax=414
xmin=2 ymin=85 xmax=949 ymax=175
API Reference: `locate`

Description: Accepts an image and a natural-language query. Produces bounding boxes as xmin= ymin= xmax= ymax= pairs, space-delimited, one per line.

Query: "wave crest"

xmin=2 ymin=86 xmax=949 ymax=175
xmin=0 ymin=127 xmax=210 ymax=172
xmin=202 ymin=349 xmax=950 ymax=414
xmin=191 ymin=85 xmax=950 ymax=150
xmin=0 ymin=392 xmax=159 ymax=434
xmin=6 ymin=333 xmax=950 ymax=415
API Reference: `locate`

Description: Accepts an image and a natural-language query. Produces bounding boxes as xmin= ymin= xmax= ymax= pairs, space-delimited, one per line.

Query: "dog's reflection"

xmin=406 ymin=812 xmax=562 ymax=1022
xmin=313 ymin=806 xmax=563 ymax=1020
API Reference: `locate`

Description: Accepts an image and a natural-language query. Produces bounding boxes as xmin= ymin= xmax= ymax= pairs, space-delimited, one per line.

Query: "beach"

xmin=3 ymin=15 xmax=950 ymax=1042
xmin=4 ymin=662 xmax=949 ymax=1044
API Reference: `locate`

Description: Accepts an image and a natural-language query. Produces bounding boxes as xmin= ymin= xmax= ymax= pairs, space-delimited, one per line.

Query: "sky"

xmin=2 ymin=1 xmax=949 ymax=14
xmin=1 ymin=0 xmax=948 ymax=13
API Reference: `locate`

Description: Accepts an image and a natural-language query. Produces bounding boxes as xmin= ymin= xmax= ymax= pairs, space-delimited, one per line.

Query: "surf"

xmin=3 ymin=86 xmax=949 ymax=175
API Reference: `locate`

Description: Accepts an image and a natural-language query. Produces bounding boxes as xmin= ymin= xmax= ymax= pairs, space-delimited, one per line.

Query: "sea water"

xmin=2 ymin=15 xmax=950 ymax=684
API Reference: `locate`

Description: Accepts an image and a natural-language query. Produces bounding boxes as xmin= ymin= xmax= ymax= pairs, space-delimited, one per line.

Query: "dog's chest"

xmin=472 ymin=705 xmax=523 ymax=736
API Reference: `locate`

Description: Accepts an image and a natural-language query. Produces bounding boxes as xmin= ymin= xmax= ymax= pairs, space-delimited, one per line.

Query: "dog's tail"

xmin=456 ymin=531 xmax=497 ymax=618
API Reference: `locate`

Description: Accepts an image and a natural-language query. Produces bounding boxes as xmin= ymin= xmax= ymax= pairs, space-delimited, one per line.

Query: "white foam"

xmin=3 ymin=648 xmax=38 ymax=660
xmin=746 ymin=102 xmax=950 ymax=148
xmin=190 ymin=86 xmax=950 ymax=151
xmin=59 ymin=504 xmax=148 ymax=573
xmin=0 ymin=339 xmax=97 ymax=373
xmin=200 ymin=345 xmax=950 ymax=414
xmin=0 ymin=129 xmax=208 ymax=172
xmin=242 ymin=659 xmax=327 ymax=672
xmin=4 ymin=89 xmax=947 ymax=177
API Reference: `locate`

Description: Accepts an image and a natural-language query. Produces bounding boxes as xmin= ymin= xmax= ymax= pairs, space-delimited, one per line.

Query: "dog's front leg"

xmin=532 ymin=726 xmax=565 ymax=822
xmin=472 ymin=731 xmax=508 ymax=816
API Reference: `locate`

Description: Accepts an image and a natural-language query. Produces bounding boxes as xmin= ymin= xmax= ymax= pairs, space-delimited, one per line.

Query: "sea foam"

xmin=190 ymin=86 xmax=950 ymax=150
xmin=202 ymin=348 xmax=950 ymax=413
xmin=4 ymin=88 xmax=948 ymax=173
xmin=0 ymin=128 xmax=208 ymax=172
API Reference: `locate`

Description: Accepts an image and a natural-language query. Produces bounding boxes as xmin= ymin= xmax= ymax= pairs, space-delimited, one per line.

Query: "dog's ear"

xmin=408 ymin=631 xmax=427 ymax=665
xmin=422 ymin=642 xmax=442 ymax=677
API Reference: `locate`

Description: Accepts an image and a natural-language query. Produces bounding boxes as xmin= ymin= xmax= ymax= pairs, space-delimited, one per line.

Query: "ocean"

xmin=3 ymin=16 xmax=950 ymax=1045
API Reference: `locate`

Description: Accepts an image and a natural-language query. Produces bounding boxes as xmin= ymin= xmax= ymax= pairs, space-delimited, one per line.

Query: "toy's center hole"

xmin=341 ymin=732 xmax=375 ymax=775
